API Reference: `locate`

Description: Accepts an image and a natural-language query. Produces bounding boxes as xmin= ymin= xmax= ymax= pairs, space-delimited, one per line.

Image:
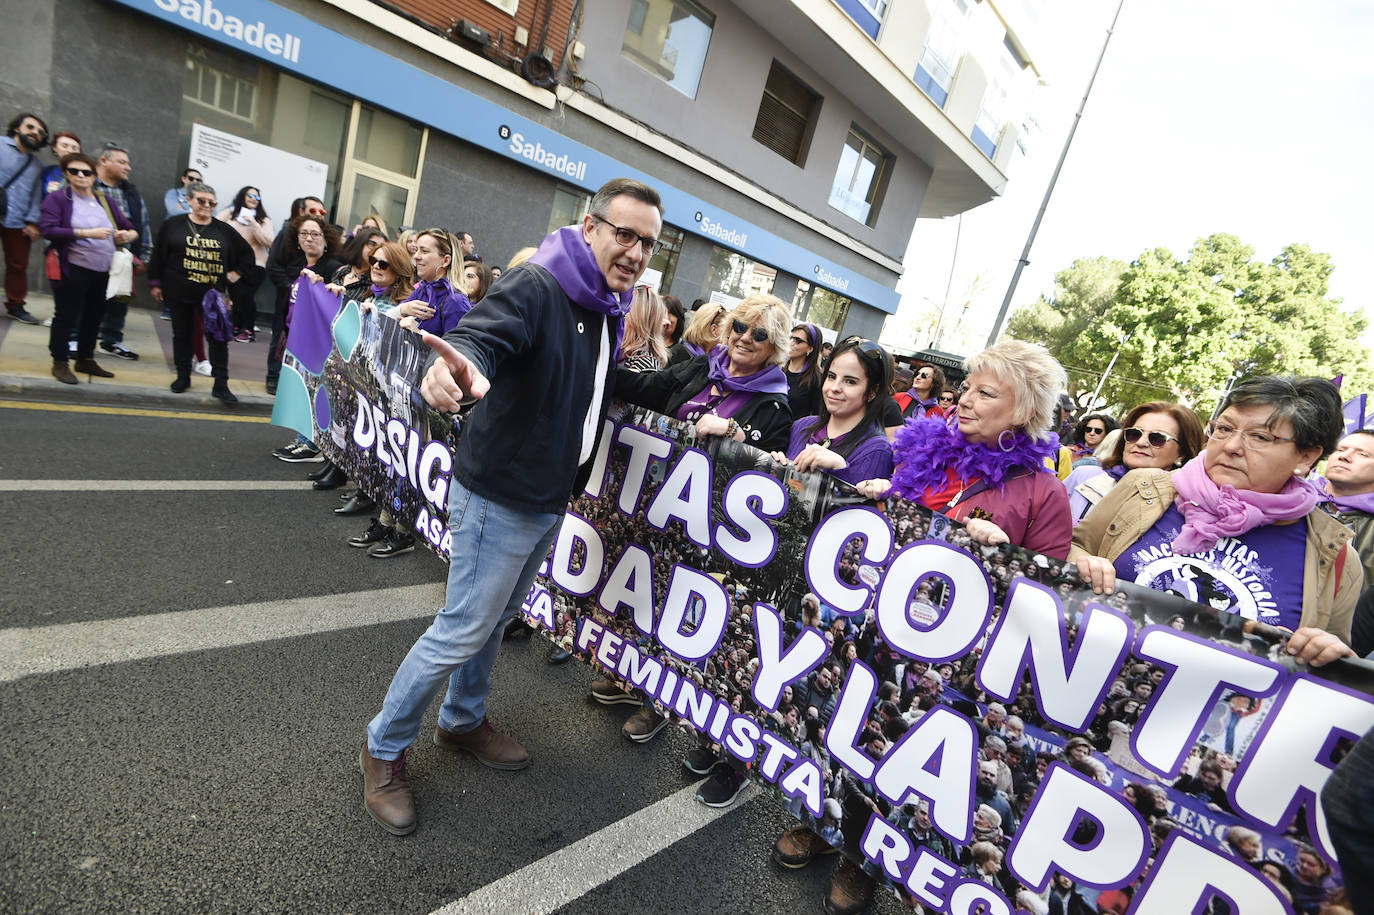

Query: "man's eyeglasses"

xmin=1123 ymin=427 xmax=1180 ymax=449
xmin=191 ymin=197 xmax=216 ymax=207
xmin=66 ymin=168 xmax=94 ymax=177
xmin=731 ymin=318 xmax=770 ymax=343
xmin=1203 ymin=421 xmax=1293 ymax=451
xmin=299 ymin=230 xmax=324 ymax=239
xmin=368 ymin=256 xmax=390 ymax=270
xmin=592 ymin=215 xmax=662 ymax=255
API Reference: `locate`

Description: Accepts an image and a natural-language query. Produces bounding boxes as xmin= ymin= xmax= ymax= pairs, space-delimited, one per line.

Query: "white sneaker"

xmin=193 ymin=359 xmax=213 ymax=376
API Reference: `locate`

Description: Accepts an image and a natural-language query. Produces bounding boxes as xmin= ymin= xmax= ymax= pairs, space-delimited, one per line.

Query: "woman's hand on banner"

xmin=855 ymin=479 xmax=891 ymax=500
xmin=422 ymin=332 xmax=489 ymax=410
xmin=792 ymin=444 xmax=847 ymax=474
xmin=1074 ymin=555 xmax=1117 ymax=594
xmin=964 ymin=517 xmax=1009 ymax=549
xmin=1284 ymin=627 xmax=1356 ymax=667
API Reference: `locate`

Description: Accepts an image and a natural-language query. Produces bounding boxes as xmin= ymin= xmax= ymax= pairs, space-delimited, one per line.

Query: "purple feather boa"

xmin=889 ymin=416 xmax=1060 ymax=500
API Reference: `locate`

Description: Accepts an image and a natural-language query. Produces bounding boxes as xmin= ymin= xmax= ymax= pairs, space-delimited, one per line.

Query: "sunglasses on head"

xmin=731 ymin=318 xmax=770 ymax=343
xmin=66 ymin=167 xmax=93 ymax=177
xmin=1123 ymin=427 xmax=1178 ymax=448
xmin=368 ymin=255 xmax=390 ymax=270
xmin=305 ymin=206 xmax=326 ymax=216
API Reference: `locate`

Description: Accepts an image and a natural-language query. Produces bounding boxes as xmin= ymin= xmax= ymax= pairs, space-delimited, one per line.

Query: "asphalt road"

xmin=0 ymin=399 xmax=906 ymax=915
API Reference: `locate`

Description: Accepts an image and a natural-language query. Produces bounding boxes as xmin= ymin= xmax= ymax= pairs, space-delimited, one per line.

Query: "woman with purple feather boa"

xmin=855 ymin=340 xmax=1074 ymax=560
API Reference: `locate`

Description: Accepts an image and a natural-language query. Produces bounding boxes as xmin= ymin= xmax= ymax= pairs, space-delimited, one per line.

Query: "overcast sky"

xmin=893 ymin=0 xmax=1374 ymax=358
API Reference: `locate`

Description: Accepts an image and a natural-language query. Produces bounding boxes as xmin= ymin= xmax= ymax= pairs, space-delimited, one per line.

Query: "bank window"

xmin=705 ymin=246 xmax=775 ymax=303
xmin=353 ymin=106 xmax=423 ymax=177
xmin=547 ymin=185 xmax=591 ymax=235
xmin=913 ymin=0 xmax=969 ymax=108
xmin=806 ymin=288 xmax=851 ymax=336
xmin=645 ymin=224 xmax=685 ymax=293
xmin=829 ymin=127 xmax=891 ymax=226
xmin=791 ymin=280 xmax=811 ymax=321
xmin=752 ymin=61 xmax=820 ymax=165
xmin=184 ymin=55 xmax=257 ymax=121
xmin=621 ymin=0 xmax=715 ymax=99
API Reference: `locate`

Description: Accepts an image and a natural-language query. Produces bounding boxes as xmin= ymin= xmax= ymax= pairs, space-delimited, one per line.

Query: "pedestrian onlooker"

xmin=453 ymin=228 xmax=474 ymax=259
xmin=2 ymin=112 xmax=48 ymax=325
xmin=147 ymin=181 xmax=254 ymax=403
xmin=91 ymin=143 xmax=152 ymax=361
xmin=662 ymin=294 xmax=684 ymax=347
xmin=461 ymin=259 xmax=491 ymax=304
xmin=39 ymin=152 xmax=137 ymax=384
xmin=216 ymin=186 xmax=274 ymax=341
xmin=163 ymin=167 xmax=202 ymax=218
xmin=41 ymin=131 xmax=81 ymax=198
xmin=359 ymin=177 xmax=663 ymax=836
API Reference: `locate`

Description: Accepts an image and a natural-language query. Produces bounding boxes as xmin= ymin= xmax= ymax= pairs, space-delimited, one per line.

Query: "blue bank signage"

xmin=110 ymin=0 xmax=901 ymax=312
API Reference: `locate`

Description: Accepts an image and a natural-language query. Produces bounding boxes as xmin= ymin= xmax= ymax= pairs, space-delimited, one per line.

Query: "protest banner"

xmin=275 ymin=280 xmax=1373 ymax=914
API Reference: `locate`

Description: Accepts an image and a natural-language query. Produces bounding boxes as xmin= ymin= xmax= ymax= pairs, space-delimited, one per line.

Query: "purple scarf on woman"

xmin=684 ymin=341 xmax=705 ymax=358
xmin=1170 ymin=455 xmax=1322 ymax=554
xmin=527 ymin=225 xmax=632 ymax=358
xmin=694 ymin=346 xmax=788 ymax=419
xmin=404 ymin=278 xmax=471 ymax=336
xmin=889 ymin=416 xmax=1058 ymax=500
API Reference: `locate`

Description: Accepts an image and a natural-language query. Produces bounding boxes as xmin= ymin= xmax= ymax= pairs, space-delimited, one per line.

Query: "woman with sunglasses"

xmin=772 ymin=336 xmax=894 ymax=485
xmin=323 ymin=226 xmax=385 ymax=302
xmin=855 ymin=340 xmax=1074 ymax=560
xmin=895 ymin=363 xmax=947 ymax=420
xmin=1062 ymin=403 xmax=1202 ymax=522
xmin=1072 ymin=376 xmax=1360 ymax=667
xmin=615 ymin=294 xmax=793 ymax=452
xmin=217 ymin=186 xmax=274 ymax=342
xmin=1067 ymin=413 xmax=1121 ymax=466
xmin=666 ymin=301 xmax=727 ymax=367
xmin=783 ymin=323 xmax=824 ymax=419
xmin=39 ymin=151 xmax=138 ymax=384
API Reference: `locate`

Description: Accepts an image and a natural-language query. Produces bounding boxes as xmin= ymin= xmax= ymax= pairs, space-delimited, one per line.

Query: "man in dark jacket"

xmin=91 ymin=143 xmax=152 ymax=361
xmin=360 ymin=178 xmax=664 ymax=836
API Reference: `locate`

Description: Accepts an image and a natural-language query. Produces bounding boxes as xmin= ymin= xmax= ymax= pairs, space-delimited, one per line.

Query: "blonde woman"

xmin=620 ymin=284 xmax=668 ymax=371
xmin=666 ymin=301 xmax=727 ymax=367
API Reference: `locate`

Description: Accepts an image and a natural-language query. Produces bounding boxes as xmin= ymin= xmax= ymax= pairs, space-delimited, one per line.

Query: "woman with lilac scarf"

xmin=614 ymin=294 xmax=793 ymax=452
xmin=1072 ymin=376 xmax=1361 ymax=668
xmin=1062 ymin=401 xmax=1205 ymax=521
xmin=854 ymin=340 xmax=1074 ymax=559
xmin=392 ymin=228 xmax=470 ymax=336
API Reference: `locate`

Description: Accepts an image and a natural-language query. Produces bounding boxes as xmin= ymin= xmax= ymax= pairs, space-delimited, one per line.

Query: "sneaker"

xmin=99 ymin=341 xmax=139 ymax=361
xmin=823 ymin=857 xmax=876 ymax=915
xmin=6 ymin=306 xmax=39 ymax=325
xmin=193 ymin=359 xmax=213 ymax=376
xmin=683 ymin=746 xmax=719 ymax=776
xmin=623 ymin=706 xmax=668 ymax=743
xmin=271 ymin=441 xmax=299 ymax=460
xmin=369 ymin=531 xmax=415 ymax=558
xmin=773 ymin=825 xmax=838 ymax=869
xmin=348 ymin=518 xmax=390 ymax=548
xmin=591 ymin=677 xmax=640 ymax=706
xmin=160 ymin=306 xmax=172 ymax=321
xmin=277 ymin=442 xmax=323 ymax=463
xmin=233 ymin=329 xmax=252 ymax=343
xmin=695 ymin=762 xmax=747 ymax=808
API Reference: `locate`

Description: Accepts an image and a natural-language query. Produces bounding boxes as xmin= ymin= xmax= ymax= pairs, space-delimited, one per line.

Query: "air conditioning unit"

xmin=451 ymin=20 xmax=491 ymax=47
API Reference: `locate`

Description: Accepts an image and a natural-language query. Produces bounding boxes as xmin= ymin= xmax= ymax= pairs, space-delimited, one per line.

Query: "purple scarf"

xmin=684 ymin=341 xmax=705 ymax=358
xmin=1170 ymin=455 xmax=1322 ymax=554
xmin=404 ymin=278 xmax=472 ymax=336
xmin=1317 ymin=477 xmax=1374 ymax=515
xmin=368 ymin=283 xmax=391 ymax=299
xmin=889 ymin=416 xmax=1059 ymax=500
xmin=527 ymin=225 xmax=632 ymax=358
xmin=706 ymin=345 xmax=788 ymax=395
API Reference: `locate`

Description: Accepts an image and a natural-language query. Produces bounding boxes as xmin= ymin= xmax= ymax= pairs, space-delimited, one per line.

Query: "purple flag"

xmin=285 ymin=276 xmax=342 ymax=376
xmin=1344 ymin=394 xmax=1368 ymax=435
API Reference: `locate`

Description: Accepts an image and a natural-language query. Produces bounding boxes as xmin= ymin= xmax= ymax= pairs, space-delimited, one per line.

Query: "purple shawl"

xmin=889 ymin=415 xmax=1059 ymax=500
xmin=706 ymin=345 xmax=788 ymax=395
xmin=1170 ymin=455 xmax=1322 ymax=554
xmin=404 ymin=278 xmax=471 ymax=336
xmin=527 ymin=225 xmax=632 ymax=358
xmin=1319 ymin=478 xmax=1374 ymax=515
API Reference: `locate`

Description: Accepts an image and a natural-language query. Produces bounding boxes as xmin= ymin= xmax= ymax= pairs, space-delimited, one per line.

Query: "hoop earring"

xmin=998 ymin=430 xmax=1017 ymax=452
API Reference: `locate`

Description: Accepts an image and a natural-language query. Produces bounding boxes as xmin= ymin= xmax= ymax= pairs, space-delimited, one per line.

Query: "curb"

xmin=0 ymin=373 xmax=276 ymax=415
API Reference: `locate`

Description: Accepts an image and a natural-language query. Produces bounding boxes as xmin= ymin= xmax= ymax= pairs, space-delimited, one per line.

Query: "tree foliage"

xmin=1007 ymin=235 xmax=1370 ymax=413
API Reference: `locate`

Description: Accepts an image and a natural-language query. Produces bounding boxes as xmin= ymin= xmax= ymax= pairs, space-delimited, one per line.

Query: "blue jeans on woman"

xmin=366 ymin=479 xmax=564 ymax=759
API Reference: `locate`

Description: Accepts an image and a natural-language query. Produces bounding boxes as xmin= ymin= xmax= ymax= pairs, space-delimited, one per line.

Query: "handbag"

xmin=95 ymin=190 xmax=135 ymax=302
xmin=201 ymin=285 xmax=234 ymax=343
xmin=0 ymin=153 xmax=36 ymax=219
xmin=45 ymin=247 xmax=61 ymax=282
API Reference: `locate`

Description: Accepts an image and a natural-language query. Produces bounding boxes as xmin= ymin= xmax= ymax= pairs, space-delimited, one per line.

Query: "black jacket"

xmin=436 ymin=263 xmax=617 ymax=514
xmin=613 ymin=354 xmax=793 ymax=452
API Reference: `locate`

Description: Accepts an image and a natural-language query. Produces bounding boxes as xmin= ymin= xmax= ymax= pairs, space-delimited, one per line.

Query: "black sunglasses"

xmin=731 ymin=318 xmax=770 ymax=343
xmin=66 ymin=168 xmax=94 ymax=177
xmin=1123 ymin=427 xmax=1178 ymax=448
xmin=368 ymin=255 xmax=391 ymax=270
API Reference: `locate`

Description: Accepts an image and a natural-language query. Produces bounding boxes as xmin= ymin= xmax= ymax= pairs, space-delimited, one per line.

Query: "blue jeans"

xmin=366 ymin=480 xmax=563 ymax=759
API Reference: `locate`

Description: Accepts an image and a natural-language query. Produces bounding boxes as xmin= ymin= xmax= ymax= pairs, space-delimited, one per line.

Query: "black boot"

xmin=307 ymin=460 xmax=336 ymax=481
xmin=312 ymin=464 xmax=348 ymax=490
xmin=335 ymin=491 xmax=376 ymax=515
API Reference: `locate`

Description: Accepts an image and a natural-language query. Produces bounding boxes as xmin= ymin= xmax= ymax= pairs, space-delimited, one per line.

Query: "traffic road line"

xmin=432 ymin=781 xmax=757 ymax=915
xmin=0 ymin=480 xmax=318 ymax=491
xmin=0 ymin=398 xmax=270 ymax=423
xmin=0 ymin=583 xmax=444 ymax=682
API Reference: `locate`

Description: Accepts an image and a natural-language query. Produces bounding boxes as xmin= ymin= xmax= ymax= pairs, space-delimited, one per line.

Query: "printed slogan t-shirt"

xmin=1113 ymin=504 xmax=1307 ymax=629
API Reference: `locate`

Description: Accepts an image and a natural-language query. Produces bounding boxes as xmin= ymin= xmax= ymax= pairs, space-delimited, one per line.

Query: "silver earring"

xmin=998 ymin=430 xmax=1016 ymax=452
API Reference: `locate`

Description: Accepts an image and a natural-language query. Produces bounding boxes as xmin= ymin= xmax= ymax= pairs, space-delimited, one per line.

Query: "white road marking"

xmin=0 ymin=480 xmax=322 ymax=491
xmin=432 ymin=781 xmax=757 ymax=915
xmin=0 ymin=583 xmax=444 ymax=682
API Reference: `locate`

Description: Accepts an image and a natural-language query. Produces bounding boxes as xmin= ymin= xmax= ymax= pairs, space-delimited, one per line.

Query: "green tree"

xmin=1008 ymin=235 xmax=1371 ymax=412
xmin=1006 ymin=255 xmax=1128 ymax=396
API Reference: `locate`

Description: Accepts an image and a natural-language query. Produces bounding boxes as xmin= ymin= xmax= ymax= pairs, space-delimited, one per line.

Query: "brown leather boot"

xmin=52 ymin=362 xmax=78 ymax=385
xmin=823 ymin=856 xmax=876 ymax=915
xmin=434 ymin=718 xmax=530 ymax=770
xmin=73 ymin=357 xmax=114 ymax=378
xmin=773 ymin=825 xmax=838 ymax=868
xmin=358 ymin=742 xmax=416 ymax=835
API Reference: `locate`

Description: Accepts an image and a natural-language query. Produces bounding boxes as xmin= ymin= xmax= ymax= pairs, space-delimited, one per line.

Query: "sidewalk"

xmin=0 ymin=293 xmax=275 ymax=414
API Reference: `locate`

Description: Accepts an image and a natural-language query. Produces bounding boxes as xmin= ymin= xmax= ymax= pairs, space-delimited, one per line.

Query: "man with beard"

xmin=2 ymin=113 xmax=47 ymax=324
xmin=975 ymin=759 xmax=1017 ymax=832
xmin=91 ymin=143 xmax=153 ymax=361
